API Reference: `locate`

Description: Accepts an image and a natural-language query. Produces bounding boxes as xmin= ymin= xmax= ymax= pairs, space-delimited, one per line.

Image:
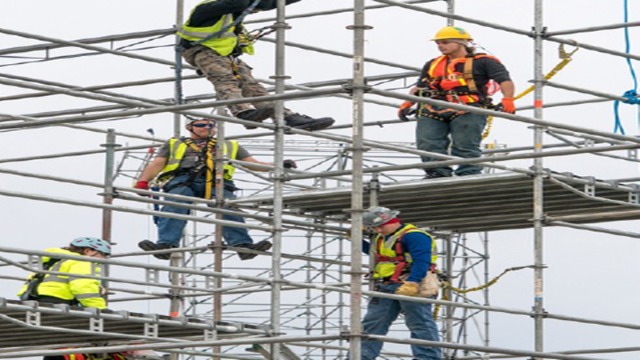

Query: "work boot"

xmin=284 ymin=113 xmax=335 ymax=132
xmin=138 ymin=240 xmax=173 ymax=260
xmin=423 ymin=170 xmax=450 ymax=180
xmin=234 ymin=240 xmax=273 ymax=261
xmin=236 ymin=108 xmax=275 ymax=129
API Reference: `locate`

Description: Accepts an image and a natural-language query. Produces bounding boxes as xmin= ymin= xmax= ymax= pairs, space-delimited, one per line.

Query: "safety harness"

xmin=161 ymin=138 xmax=217 ymax=200
xmin=19 ymin=257 xmax=62 ymax=301
xmin=62 ymin=352 xmax=128 ymax=360
xmin=374 ymin=228 xmax=436 ymax=283
xmin=419 ymin=54 xmax=501 ymax=121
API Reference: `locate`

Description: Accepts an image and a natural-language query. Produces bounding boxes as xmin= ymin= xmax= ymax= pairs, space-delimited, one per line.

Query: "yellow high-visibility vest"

xmin=373 ymin=224 xmax=437 ymax=279
xmin=177 ymin=0 xmax=255 ymax=56
xmin=158 ymin=138 xmax=239 ymax=182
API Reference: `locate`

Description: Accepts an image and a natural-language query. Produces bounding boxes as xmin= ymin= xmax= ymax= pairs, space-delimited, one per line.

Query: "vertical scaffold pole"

xmin=349 ymin=0 xmax=369 ymax=358
xmin=211 ymin=108 xmax=226 ymax=355
xmin=270 ymin=0 xmax=288 ymax=358
xmin=444 ymin=233 xmax=454 ymax=358
xmin=533 ymin=0 xmax=546 ymax=357
xmin=174 ymin=0 xmax=184 ymax=138
xmin=482 ymin=232 xmax=490 ymax=348
xmin=447 ymin=0 xmax=455 ymax=26
xmin=101 ymin=129 xmax=118 ymax=304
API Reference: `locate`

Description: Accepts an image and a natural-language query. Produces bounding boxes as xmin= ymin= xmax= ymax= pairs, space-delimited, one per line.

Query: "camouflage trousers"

xmin=183 ymin=45 xmax=293 ymax=117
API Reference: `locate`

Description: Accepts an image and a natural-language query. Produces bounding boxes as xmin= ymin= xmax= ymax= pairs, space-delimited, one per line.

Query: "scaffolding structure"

xmin=0 ymin=1 xmax=639 ymax=360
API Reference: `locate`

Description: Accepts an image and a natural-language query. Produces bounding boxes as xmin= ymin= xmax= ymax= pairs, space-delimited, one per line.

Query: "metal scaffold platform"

xmin=0 ymin=298 xmax=268 ymax=348
xmin=235 ymin=172 xmax=640 ymax=233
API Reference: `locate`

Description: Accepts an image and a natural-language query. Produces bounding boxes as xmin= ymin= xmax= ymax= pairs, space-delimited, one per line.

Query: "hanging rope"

xmin=482 ymin=44 xmax=579 ymax=140
xmin=433 ymin=265 xmax=535 ymax=320
xmin=612 ymin=0 xmax=639 ymax=135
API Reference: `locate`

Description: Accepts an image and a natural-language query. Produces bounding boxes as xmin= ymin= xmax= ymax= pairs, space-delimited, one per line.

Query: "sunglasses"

xmin=191 ymin=123 xmax=215 ymax=128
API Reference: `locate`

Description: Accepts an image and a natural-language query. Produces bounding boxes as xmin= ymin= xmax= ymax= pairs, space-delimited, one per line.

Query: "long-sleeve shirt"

xmin=363 ymin=224 xmax=433 ymax=283
xmin=186 ymin=0 xmax=302 ymax=28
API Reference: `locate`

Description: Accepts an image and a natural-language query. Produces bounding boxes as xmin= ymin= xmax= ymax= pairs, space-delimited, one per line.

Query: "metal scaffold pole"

xmin=101 ymin=129 xmax=118 ymax=304
xmin=348 ymin=0 xmax=369 ymax=359
xmin=174 ymin=0 xmax=184 ymax=137
xmin=271 ymin=0 xmax=289 ymax=358
xmin=533 ymin=0 xmax=546 ymax=357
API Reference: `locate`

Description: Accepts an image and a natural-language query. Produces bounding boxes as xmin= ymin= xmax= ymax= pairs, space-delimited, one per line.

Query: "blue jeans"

xmin=360 ymin=283 xmax=442 ymax=360
xmin=156 ymin=174 xmax=253 ymax=248
xmin=416 ymin=110 xmax=487 ymax=176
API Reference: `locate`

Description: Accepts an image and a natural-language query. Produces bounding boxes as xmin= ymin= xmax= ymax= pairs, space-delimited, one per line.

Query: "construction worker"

xmin=178 ymin=0 xmax=335 ymax=131
xmin=399 ymin=26 xmax=515 ymax=179
xmin=18 ymin=237 xmax=110 ymax=309
xmin=135 ymin=118 xmax=296 ymax=260
xmin=353 ymin=207 xmax=441 ymax=360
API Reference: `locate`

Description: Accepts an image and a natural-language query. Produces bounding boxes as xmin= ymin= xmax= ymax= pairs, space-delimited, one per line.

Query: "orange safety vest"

xmin=425 ymin=54 xmax=502 ymax=104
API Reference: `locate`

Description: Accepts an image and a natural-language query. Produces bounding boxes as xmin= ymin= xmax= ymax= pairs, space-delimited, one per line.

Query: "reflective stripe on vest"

xmin=158 ymin=138 xmax=239 ymax=182
xmin=177 ymin=0 xmax=238 ymax=56
xmin=373 ymin=224 xmax=437 ymax=279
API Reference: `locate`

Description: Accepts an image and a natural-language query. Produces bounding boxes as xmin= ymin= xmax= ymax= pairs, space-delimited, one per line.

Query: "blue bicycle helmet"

xmin=70 ymin=237 xmax=112 ymax=255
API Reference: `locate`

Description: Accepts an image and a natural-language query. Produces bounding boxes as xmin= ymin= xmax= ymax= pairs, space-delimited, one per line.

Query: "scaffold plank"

xmin=0 ymin=299 xmax=268 ymax=348
xmin=235 ymin=173 xmax=640 ymax=233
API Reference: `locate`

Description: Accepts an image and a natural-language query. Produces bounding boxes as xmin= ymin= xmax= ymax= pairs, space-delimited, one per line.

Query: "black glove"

xmin=398 ymin=102 xmax=416 ymax=122
xmin=283 ymin=159 xmax=297 ymax=169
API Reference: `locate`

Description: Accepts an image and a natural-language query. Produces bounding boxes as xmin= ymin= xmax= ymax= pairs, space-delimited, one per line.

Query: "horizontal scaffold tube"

xmin=1 ymin=247 xmax=640 ymax=332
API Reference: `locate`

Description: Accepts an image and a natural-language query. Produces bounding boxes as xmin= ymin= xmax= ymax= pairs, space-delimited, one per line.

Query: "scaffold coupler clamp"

xmin=530 ymin=25 xmax=548 ymax=38
xmin=343 ymin=79 xmax=372 ymax=96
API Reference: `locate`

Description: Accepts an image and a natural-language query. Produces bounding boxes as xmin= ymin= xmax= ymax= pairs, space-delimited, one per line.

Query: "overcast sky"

xmin=0 ymin=0 xmax=639 ymax=359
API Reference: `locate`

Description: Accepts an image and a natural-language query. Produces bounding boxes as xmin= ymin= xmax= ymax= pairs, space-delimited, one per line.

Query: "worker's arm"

xmin=138 ymin=156 xmax=168 ymax=182
xmin=402 ymin=232 xmax=433 ymax=283
xmin=255 ymin=0 xmax=302 ymax=11
xmin=238 ymin=155 xmax=272 ymax=172
xmin=499 ymin=80 xmax=515 ymax=99
xmin=188 ymin=0 xmax=254 ymax=26
xmin=67 ymin=261 xmax=106 ymax=309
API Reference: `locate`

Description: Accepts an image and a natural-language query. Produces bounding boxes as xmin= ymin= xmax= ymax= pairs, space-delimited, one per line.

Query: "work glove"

xmin=134 ymin=181 xmax=150 ymax=196
xmin=398 ymin=102 xmax=416 ymax=122
xmin=500 ymin=98 xmax=516 ymax=114
xmin=283 ymin=159 xmax=297 ymax=169
xmin=395 ymin=281 xmax=419 ymax=296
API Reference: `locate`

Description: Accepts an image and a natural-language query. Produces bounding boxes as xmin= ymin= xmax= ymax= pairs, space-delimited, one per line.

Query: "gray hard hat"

xmin=362 ymin=206 xmax=400 ymax=227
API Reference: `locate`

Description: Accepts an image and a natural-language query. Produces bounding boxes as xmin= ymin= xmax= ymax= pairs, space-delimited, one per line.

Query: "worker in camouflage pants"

xmin=178 ymin=0 xmax=335 ymax=131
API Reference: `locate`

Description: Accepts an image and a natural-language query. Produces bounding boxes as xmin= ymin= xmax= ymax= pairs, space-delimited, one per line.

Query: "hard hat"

xmin=70 ymin=237 xmax=112 ymax=255
xmin=432 ymin=26 xmax=472 ymax=41
xmin=362 ymin=206 xmax=400 ymax=227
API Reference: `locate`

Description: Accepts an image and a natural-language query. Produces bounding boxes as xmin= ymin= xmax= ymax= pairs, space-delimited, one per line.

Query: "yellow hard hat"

xmin=432 ymin=26 xmax=473 ymax=41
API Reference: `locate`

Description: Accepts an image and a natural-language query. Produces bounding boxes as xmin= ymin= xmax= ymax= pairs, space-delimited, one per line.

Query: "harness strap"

xmin=205 ymin=140 xmax=215 ymax=200
xmin=463 ymin=56 xmax=478 ymax=93
xmin=182 ymin=138 xmax=217 ymax=200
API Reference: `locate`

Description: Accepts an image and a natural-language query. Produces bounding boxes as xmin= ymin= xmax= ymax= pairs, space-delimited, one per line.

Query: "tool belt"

xmin=373 ymin=264 xmax=437 ymax=284
xmin=162 ymin=168 xmax=236 ymax=194
xmin=418 ymin=88 xmax=493 ymax=122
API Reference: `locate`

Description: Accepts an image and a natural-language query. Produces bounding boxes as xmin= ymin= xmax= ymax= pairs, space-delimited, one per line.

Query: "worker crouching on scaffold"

xmin=398 ymin=26 xmax=516 ymax=179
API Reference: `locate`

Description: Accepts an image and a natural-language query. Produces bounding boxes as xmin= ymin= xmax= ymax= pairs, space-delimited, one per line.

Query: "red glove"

xmin=135 ymin=181 xmax=149 ymax=190
xmin=398 ymin=102 xmax=416 ymax=121
xmin=500 ymin=98 xmax=516 ymax=114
